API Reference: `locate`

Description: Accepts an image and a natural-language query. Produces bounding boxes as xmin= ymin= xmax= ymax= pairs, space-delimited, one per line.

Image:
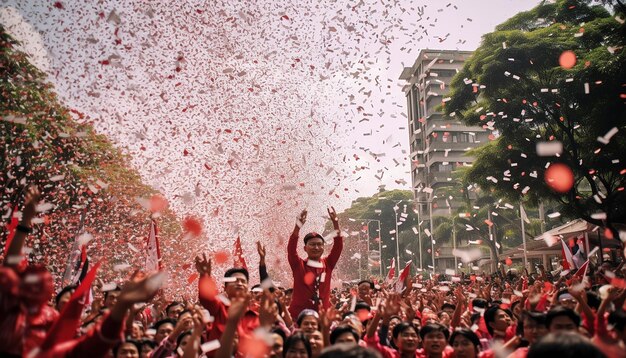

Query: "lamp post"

xmin=350 ymin=218 xmax=382 ymax=278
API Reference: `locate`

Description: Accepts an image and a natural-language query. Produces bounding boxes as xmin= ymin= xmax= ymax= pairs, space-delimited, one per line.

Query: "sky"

xmin=0 ymin=0 xmax=540 ymax=260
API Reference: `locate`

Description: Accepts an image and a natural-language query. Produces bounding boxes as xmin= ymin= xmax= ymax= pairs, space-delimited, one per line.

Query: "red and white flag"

xmin=561 ymin=239 xmax=575 ymax=271
xmin=573 ymin=259 xmax=589 ymax=281
xmin=145 ymin=219 xmax=161 ymax=272
xmin=386 ymin=258 xmax=396 ymax=284
xmin=395 ymin=262 xmax=412 ymax=293
xmin=233 ymin=236 xmax=247 ymax=270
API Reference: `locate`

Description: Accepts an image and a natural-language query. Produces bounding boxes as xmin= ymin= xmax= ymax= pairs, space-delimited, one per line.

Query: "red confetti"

xmin=214 ymin=251 xmax=230 ymax=264
xmin=304 ymin=272 xmax=315 ymax=285
xmin=611 ymin=277 xmax=626 ymax=288
xmin=559 ymin=51 xmax=576 ymax=69
xmin=545 ymin=163 xmax=575 ymax=193
xmin=149 ymin=194 xmax=168 ymax=213
xmin=53 ymin=2 xmax=64 ymax=9
xmin=187 ymin=272 xmax=199 ymax=284
xmin=183 ymin=216 xmax=203 ymax=236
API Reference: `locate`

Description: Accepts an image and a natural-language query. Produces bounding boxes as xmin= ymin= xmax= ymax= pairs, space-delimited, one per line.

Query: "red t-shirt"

xmin=287 ymin=231 xmax=343 ymax=319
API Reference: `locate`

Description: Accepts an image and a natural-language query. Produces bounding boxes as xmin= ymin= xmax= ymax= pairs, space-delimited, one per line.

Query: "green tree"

xmin=0 ymin=27 xmax=187 ymax=295
xmin=325 ymin=189 xmax=426 ymax=279
xmin=445 ymin=0 xmax=626 ymax=252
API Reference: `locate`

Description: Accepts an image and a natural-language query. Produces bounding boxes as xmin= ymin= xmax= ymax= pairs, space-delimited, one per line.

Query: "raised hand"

xmin=21 ymin=186 xmax=41 ymax=225
xmin=327 ymin=206 xmax=339 ymax=230
xmin=383 ymin=294 xmax=401 ymax=319
xmin=256 ymin=241 xmax=266 ymax=261
xmin=227 ymin=294 xmax=251 ymax=322
xmin=117 ymin=271 xmax=165 ymax=306
xmin=259 ymin=291 xmax=278 ymax=327
xmin=195 ymin=253 xmax=211 ymax=276
xmin=297 ymin=210 xmax=308 ymax=227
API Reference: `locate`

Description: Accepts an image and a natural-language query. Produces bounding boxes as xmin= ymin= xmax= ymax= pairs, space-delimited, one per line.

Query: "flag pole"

xmin=520 ymin=202 xmax=528 ymax=270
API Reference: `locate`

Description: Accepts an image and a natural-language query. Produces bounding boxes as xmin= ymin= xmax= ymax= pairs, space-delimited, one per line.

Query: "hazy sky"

xmin=0 ymin=0 xmax=540 ymax=256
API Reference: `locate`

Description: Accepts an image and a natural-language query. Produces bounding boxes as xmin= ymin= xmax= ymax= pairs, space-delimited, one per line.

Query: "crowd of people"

xmin=1 ymin=188 xmax=625 ymax=358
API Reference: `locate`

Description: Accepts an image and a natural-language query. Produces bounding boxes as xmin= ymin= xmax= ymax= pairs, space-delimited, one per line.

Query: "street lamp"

xmin=349 ymin=217 xmax=382 ymax=278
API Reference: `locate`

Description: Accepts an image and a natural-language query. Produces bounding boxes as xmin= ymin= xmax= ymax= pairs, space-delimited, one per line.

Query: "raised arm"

xmin=195 ymin=253 xmax=221 ymax=313
xmin=257 ymin=241 xmax=269 ymax=283
xmin=325 ymin=207 xmax=343 ymax=269
xmin=6 ymin=186 xmax=40 ymax=265
xmin=288 ymin=210 xmax=307 ymax=267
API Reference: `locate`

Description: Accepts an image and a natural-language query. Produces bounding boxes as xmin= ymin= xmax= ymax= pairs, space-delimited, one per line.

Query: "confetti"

xmin=545 ymin=163 xmax=575 ymax=193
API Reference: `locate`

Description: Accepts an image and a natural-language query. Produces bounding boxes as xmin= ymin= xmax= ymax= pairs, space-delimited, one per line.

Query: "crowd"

xmin=1 ymin=187 xmax=625 ymax=358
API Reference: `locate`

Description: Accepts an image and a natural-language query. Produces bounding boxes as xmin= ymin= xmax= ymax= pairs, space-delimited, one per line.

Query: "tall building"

xmin=399 ymin=49 xmax=489 ymax=271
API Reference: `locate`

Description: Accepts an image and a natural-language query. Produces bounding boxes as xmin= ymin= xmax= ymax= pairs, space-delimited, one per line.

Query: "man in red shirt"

xmin=194 ymin=254 xmax=259 ymax=356
xmin=287 ymin=208 xmax=343 ymax=320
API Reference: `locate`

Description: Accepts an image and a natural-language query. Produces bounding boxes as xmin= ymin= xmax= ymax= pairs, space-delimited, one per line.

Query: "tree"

xmin=445 ymin=0 xmax=626 ymax=252
xmin=325 ymin=189 xmax=425 ymax=279
xmin=0 ymin=27 xmax=189 ymax=296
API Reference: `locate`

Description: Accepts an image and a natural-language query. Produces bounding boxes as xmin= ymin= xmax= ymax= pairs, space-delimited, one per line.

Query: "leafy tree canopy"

xmin=445 ymin=0 xmax=626 ymax=242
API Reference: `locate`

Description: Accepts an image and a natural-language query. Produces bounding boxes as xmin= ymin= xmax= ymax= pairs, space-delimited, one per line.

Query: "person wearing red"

xmin=287 ymin=208 xmax=343 ymax=320
xmin=194 ymin=254 xmax=259 ymax=356
xmin=0 ymin=187 xmax=59 ymax=357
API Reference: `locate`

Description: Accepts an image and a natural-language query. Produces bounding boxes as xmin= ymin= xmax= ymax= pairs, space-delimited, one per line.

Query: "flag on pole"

xmin=520 ymin=204 xmax=531 ymax=224
xmin=145 ymin=219 xmax=161 ymax=272
xmin=560 ymin=239 xmax=575 ymax=270
xmin=233 ymin=236 xmax=247 ymax=269
xmin=386 ymin=258 xmax=396 ymax=284
xmin=61 ymin=210 xmax=87 ymax=286
xmin=395 ymin=262 xmax=412 ymax=293
xmin=573 ymin=259 xmax=589 ymax=281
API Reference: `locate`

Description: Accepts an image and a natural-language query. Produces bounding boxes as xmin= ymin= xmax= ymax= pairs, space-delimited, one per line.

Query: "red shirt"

xmin=199 ymin=285 xmax=260 ymax=357
xmin=287 ymin=231 xmax=343 ymax=319
xmin=0 ymin=267 xmax=59 ymax=356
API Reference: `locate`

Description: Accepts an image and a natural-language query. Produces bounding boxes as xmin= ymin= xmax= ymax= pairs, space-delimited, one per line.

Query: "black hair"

xmin=392 ymin=322 xmax=419 ymax=339
xmin=355 ymin=301 xmax=371 ymax=312
xmin=527 ymin=332 xmax=605 ymax=358
xmin=283 ymin=332 xmax=312 ymax=357
xmin=178 ymin=309 xmax=192 ymax=319
xmin=545 ymin=307 xmax=580 ymax=329
xmin=342 ymin=311 xmax=356 ymax=320
xmin=113 ymin=339 xmax=141 ymax=357
xmin=303 ymin=232 xmax=325 ymax=245
xmin=165 ymin=301 xmax=183 ymax=314
xmin=176 ymin=330 xmax=192 ymax=348
xmin=441 ymin=303 xmax=456 ymax=311
xmin=103 ymin=285 xmax=121 ymax=300
xmin=224 ymin=267 xmax=249 ymax=282
xmin=484 ymin=305 xmax=512 ymax=336
xmin=585 ymin=291 xmax=601 ymax=310
xmin=517 ymin=311 xmax=546 ymax=336
xmin=153 ymin=318 xmax=177 ymax=331
xmin=319 ymin=344 xmax=382 ymax=358
xmin=329 ymin=325 xmax=360 ymax=345
xmin=140 ymin=339 xmax=156 ymax=349
xmin=418 ymin=323 xmax=450 ymax=340
xmin=357 ymin=280 xmax=374 ymax=289
xmin=55 ymin=285 xmax=77 ymax=306
xmin=271 ymin=327 xmax=287 ymax=343
xmin=472 ymin=298 xmax=488 ymax=309
xmin=608 ymin=310 xmax=626 ymax=332
xmin=449 ymin=328 xmax=480 ymax=350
